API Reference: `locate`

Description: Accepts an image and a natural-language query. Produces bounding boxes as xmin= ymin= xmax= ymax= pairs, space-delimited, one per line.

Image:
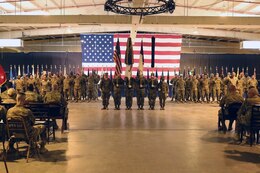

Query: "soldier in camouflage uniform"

xmin=7 ymin=92 xmax=48 ymax=153
xmin=135 ymin=73 xmax=147 ymax=110
xmin=34 ymin=75 xmax=41 ymax=94
xmin=100 ymin=73 xmax=112 ymax=110
xmin=87 ymin=73 xmax=95 ymax=102
xmin=81 ymin=73 xmax=88 ymax=101
xmin=148 ymin=73 xmax=158 ymax=110
xmin=185 ymin=76 xmax=192 ymax=101
xmin=112 ymin=74 xmax=124 ymax=110
xmin=170 ymin=75 xmax=178 ymax=101
xmin=235 ymin=88 xmax=260 ymax=141
xmin=176 ymin=75 xmax=185 ymax=103
xmin=243 ymin=73 xmax=250 ymax=98
xmin=93 ymin=72 xmax=100 ymax=101
xmin=125 ymin=73 xmax=135 ymax=110
xmin=73 ymin=74 xmax=82 ymax=102
xmin=218 ymin=85 xmax=244 ymax=131
xmin=223 ymin=73 xmax=231 ymax=96
xmin=63 ymin=75 xmax=72 ymax=101
xmin=27 ymin=75 xmax=35 ymax=90
xmin=236 ymin=73 xmax=244 ymax=97
xmin=215 ymin=73 xmax=222 ymax=102
xmin=15 ymin=75 xmax=25 ymax=93
xmin=0 ymin=81 xmax=13 ymax=102
xmin=191 ymin=75 xmax=198 ymax=103
xmin=25 ymin=84 xmax=42 ymax=103
xmin=209 ymin=73 xmax=216 ymax=103
xmin=248 ymin=75 xmax=258 ymax=89
xmin=158 ymin=76 xmax=169 ymax=110
xmin=2 ymin=88 xmax=17 ymax=104
xmin=201 ymin=74 xmax=210 ymax=103
xmin=44 ymin=84 xmax=67 ymax=106
xmin=51 ymin=74 xmax=60 ymax=90
xmin=40 ymin=75 xmax=51 ymax=97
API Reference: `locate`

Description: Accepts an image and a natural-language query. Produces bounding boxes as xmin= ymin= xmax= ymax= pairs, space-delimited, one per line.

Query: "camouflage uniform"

xmin=63 ymin=76 xmax=72 ymax=100
xmin=176 ymin=77 xmax=185 ymax=102
xmin=191 ymin=76 xmax=198 ymax=102
xmin=44 ymin=90 xmax=67 ymax=106
xmin=148 ymin=76 xmax=158 ymax=109
xmin=112 ymin=76 xmax=124 ymax=109
xmin=2 ymin=88 xmax=16 ymax=104
xmin=135 ymin=76 xmax=147 ymax=110
xmin=243 ymin=76 xmax=250 ymax=97
xmin=87 ymin=75 xmax=95 ymax=101
xmin=7 ymin=105 xmax=47 ymax=148
xmin=74 ymin=75 xmax=82 ymax=102
xmin=80 ymin=74 xmax=88 ymax=100
xmin=236 ymin=96 xmax=260 ymax=133
xmin=25 ymin=91 xmax=42 ymax=103
xmin=40 ymin=78 xmax=51 ymax=96
xmin=185 ymin=77 xmax=192 ymax=101
xmin=158 ymin=79 xmax=169 ymax=110
xmin=236 ymin=77 xmax=244 ymax=97
xmin=170 ymin=76 xmax=178 ymax=101
xmin=209 ymin=76 xmax=216 ymax=102
xmin=248 ymin=78 xmax=258 ymax=89
xmin=15 ymin=78 xmax=25 ymax=93
xmin=100 ymin=76 xmax=112 ymax=109
xmin=27 ymin=76 xmax=35 ymax=90
xmin=125 ymin=77 xmax=135 ymax=109
xmin=201 ymin=76 xmax=210 ymax=102
xmin=215 ymin=77 xmax=222 ymax=101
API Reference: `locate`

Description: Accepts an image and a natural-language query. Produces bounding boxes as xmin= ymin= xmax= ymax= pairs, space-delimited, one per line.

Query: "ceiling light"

xmin=241 ymin=41 xmax=260 ymax=50
xmin=0 ymin=39 xmax=23 ymax=47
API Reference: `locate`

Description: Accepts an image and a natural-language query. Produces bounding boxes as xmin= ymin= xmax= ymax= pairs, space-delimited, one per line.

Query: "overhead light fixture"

xmin=241 ymin=41 xmax=260 ymax=50
xmin=104 ymin=0 xmax=175 ymax=16
xmin=0 ymin=39 xmax=23 ymax=47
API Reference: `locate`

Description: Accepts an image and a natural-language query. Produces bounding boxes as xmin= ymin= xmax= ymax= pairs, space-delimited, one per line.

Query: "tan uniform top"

xmin=236 ymin=78 xmax=244 ymax=89
xmin=229 ymin=77 xmax=237 ymax=86
xmin=63 ymin=77 xmax=71 ymax=90
xmin=215 ymin=78 xmax=222 ymax=90
xmin=25 ymin=91 xmax=42 ymax=103
xmin=41 ymin=79 xmax=51 ymax=92
xmin=74 ymin=76 xmax=81 ymax=89
xmin=176 ymin=78 xmax=185 ymax=90
xmin=209 ymin=77 xmax=216 ymax=89
xmin=248 ymin=78 xmax=258 ymax=88
xmin=15 ymin=79 xmax=24 ymax=91
xmin=159 ymin=81 xmax=169 ymax=95
xmin=202 ymin=78 xmax=209 ymax=89
xmin=191 ymin=78 xmax=198 ymax=90
xmin=219 ymin=92 xmax=244 ymax=107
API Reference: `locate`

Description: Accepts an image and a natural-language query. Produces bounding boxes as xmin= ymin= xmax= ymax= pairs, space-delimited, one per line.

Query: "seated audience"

xmin=218 ymin=85 xmax=244 ymax=131
xmin=7 ymin=92 xmax=48 ymax=153
xmin=0 ymin=81 xmax=14 ymax=101
xmin=235 ymin=88 xmax=260 ymax=141
xmin=2 ymin=88 xmax=17 ymax=104
xmin=0 ymin=105 xmax=7 ymax=122
xmin=25 ymin=84 xmax=42 ymax=103
xmin=44 ymin=84 xmax=67 ymax=106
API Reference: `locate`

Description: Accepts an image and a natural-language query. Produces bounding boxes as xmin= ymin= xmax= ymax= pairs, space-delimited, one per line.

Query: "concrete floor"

xmin=2 ymin=99 xmax=260 ymax=173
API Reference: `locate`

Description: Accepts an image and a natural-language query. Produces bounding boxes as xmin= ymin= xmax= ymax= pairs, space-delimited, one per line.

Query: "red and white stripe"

xmin=83 ymin=33 xmax=182 ymax=78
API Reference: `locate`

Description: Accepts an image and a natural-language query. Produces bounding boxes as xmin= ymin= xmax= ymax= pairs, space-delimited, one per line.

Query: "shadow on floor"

xmin=200 ymin=130 xmax=235 ymax=144
xmin=224 ymin=150 xmax=260 ymax=164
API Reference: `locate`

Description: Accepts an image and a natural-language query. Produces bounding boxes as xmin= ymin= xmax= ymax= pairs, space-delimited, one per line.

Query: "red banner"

xmin=0 ymin=65 xmax=6 ymax=86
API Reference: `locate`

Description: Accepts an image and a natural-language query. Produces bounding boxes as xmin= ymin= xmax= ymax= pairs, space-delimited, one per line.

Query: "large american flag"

xmin=81 ymin=33 xmax=181 ymax=78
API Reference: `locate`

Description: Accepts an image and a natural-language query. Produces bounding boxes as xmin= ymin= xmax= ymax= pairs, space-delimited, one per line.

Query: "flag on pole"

xmin=41 ymin=65 xmax=43 ymax=75
xmin=254 ymin=67 xmax=256 ymax=77
xmin=32 ymin=65 xmax=35 ymax=76
xmin=236 ymin=67 xmax=239 ymax=77
xmin=50 ymin=65 xmax=53 ymax=73
xmin=147 ymin=68 xmax=149 ymax=79
xmin=155 ymin=69 xmax=158 ymax=78
xmin=14 ymin=65 xmax=17 ymax=79
xmin=246 ymin=67 xmax=249 ymax=74
xmin=231 ymin=67 xmax=234 ymax=72
xmin=167 ymin=70 xmax=170 ymax=84
xmin=125 ymin=37 xmax=134 ymax=78
xmin=221 ymin=66 xmax=224 ymax=76
xmin=216 ymin=66 xmax=218 ymax=74
xmin=110 ymin=68 xmax=112 ymax=80
xmin=138 ymin=40 xmax=144 ymax=75
xmin=64 ymin=65 xmax=67 ymax=76
xmin=113 ymin=38 xmax=122 ymax=77
xmin=9 ymin=65 xmax=13 ymax=80
xmin=18 ymin=65 xmax=21 ymax=76
xmin=27 ymin=65 xmax=30 ymax=75
xmin=22 ymin=65 xmax=25 ymax=76
xmin=36 ymin=65 xmax=39 ymax=77
xmin=225 ymin=67 xmax=228 ymax=75
xmin=199 ymin=67 xmax=202 ymax=75
xmin=193 ymin=67 xmax=196 ymax=75
xmin=151 ymin=36 xmax=155 ymax=68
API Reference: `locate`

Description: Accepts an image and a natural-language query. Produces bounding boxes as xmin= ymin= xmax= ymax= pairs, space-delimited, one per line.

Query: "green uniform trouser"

xmin=88 ymin=86 xmax=94 ymax=100
xmin=159 ymin=92 xmax=166 ymax=108
xmin=148 ymin=89 xmax=157 ymax=108
xmin=209 ymin=87 xmax=216 ymax=101
xmin=172 ymin=87 xmax=176 ymax=100
xmin=191 ymin=89 xmax=198 ymax=102
xmin=185 ymin=88 xmax=191 ymax=101
xmin=125 ymin=88 xmax=134 ymax=108
xmin=63 ymin=88 xmax=70 ymax=100
xmin=202 ymin=88 xmax=209 ymax=102
xmin=113 ymin=89 xmax=122 ymax=108
xmin=102 ymin=91 xmax=110 ymax=108
xmin=69 ymin=87 xmax=74 ymax=100
xmin=74 ymin=88 xmax=81 ymax=101
xmin=177 ymin=89 xmax=185 ymax=102
xmin=216 ymin=88 xmax=221 ymax=101
xmin=136 ymin=88 xmax=145 ymax=108
xmin=81 ymin=86 xmax=87 ymax=100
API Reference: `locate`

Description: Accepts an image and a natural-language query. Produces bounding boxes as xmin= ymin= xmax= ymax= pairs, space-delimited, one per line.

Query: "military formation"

xmin=170 ymin=72 xmax=258 ymax=103
xmin=1 ymin=69 xmax=258 ymax=111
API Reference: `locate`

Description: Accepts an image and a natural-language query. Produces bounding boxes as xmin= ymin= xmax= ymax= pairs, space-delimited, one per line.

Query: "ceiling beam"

xmin=0 ymin=15 xmax=259 ymax=26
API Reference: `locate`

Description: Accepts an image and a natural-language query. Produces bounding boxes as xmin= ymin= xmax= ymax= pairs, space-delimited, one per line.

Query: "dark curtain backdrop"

xmin=181 ymin=54 xmax=260 ymax=77
xmin=0 ymin=52 xmax=260 ymax=77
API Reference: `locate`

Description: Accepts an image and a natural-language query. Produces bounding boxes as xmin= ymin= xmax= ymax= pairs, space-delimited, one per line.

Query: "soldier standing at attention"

xmin=125 ymin=73 xmax=135 ymax=110
xmin=243 ymin=73 xmax=250 ymax=98
xmin=158 ymin=76 xmax=169 ymax=110
xmin=201 ymin=74 xmax=210 ymax=103
xmin=63 ymin=75 xmax=71 ymax=101
xmin=170 ymin=74 xmax=178 ymax=101
xmin=148 ymin=73 xmax=158 ymax=110
xmin=112 ymin=74 xmax=124 ymax=110
xmin=191 ymin=75 xmax=198 ymax=103
xmin=40 ymin=74 xmax=51 ymax=97
xmin=136 ymin=73 xmax=147 ymax=110
xmin=100 ymin=73 xmax=112 ymax=110
xmin=185 ymin=75 xmax=192 ymax=101
xmin=209 ymin=73 xmax=216 ymax=103
xmin=248 ymin=75 xmax=258 ymax=89
xmin=0 ymin=81 xmax=13 ymax=101
xmin=81 ymin=73 xmax=88 ymax=101
xmin=176 ymin=74 xmax=185 ymax=103
xmin=215 ymin=73 xmax=222 ymax=103
xmin=74 ymin=74 xmax=82 ymax=102
xmin=27 ymin=75 xmax=35 ymax=90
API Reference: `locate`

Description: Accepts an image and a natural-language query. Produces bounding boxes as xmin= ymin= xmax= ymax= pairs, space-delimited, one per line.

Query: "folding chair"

xmin=249 ymin=105 xmax=260 ymax=146
xmin=6 ymin=116 xmax=40 ymax=163
xmin=0 ymin=122 xmax=8 ymax=173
